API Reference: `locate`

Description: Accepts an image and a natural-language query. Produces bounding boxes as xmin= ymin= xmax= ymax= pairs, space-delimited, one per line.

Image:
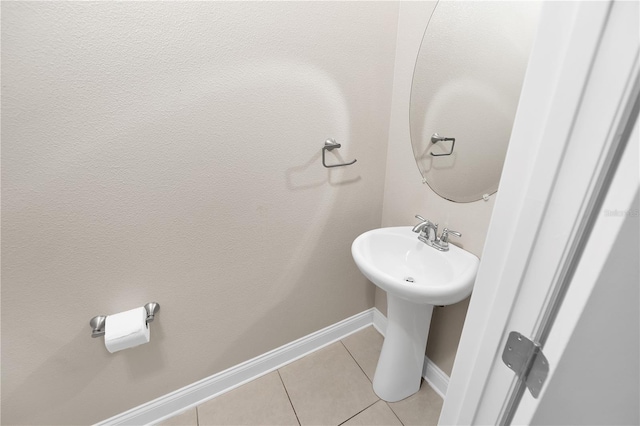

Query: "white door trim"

xmin=440 ymin=1 xmax=639 ymax=424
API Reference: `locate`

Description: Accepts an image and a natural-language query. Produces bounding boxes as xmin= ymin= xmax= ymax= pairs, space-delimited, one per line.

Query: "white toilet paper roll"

xmin=105 ymin=307 xmax=150 ymax=353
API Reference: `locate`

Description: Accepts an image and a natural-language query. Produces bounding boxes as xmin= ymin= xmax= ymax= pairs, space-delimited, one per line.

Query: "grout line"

xmin=339 ymin=328 xmax=403 ymax=426
xmin=277 ymin=370 xmax=301 ymax=426
xmin=339 ymin=340 xmax=374 ymax=384
xmin=337 ymin=400 xmax=380 ymax=426
xmin=195 ymin=406 xmax=199 ymax=426
xmin=385 ymin=401 xmax=405 ymax=426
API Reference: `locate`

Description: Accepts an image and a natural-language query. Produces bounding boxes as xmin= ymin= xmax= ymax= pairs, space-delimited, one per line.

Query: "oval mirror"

xmin=410 ymin=2 xmax=541 ymax=202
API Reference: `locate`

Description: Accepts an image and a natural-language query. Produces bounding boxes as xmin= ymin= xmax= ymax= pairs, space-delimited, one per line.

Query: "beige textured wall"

xmin=378 ymin=2 xmax=496 ymax=376
xmin=1 ymin=3 xmax=399 ymax=424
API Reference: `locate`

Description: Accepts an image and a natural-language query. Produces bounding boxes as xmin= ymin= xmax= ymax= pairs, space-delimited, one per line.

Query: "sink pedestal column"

xmin=373 ymin=294 xmax=434 ymax=402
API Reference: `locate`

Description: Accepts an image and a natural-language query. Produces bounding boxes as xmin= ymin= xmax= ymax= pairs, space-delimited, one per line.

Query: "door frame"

xmin=439 ymin=1 xmax=639 ymax=424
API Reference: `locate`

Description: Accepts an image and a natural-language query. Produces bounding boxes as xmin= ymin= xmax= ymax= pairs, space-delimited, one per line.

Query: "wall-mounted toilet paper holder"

xmin=90 ymin=302 xmax=160 ymax=338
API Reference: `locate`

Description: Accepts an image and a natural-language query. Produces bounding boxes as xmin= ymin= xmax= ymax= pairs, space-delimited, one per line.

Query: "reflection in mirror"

xmin=410 ymin=2 xmax=541 ymax=202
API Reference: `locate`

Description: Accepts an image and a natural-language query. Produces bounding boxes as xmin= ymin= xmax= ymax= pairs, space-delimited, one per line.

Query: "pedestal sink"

xmin=351 ymin=226 xmax=479 ymax=402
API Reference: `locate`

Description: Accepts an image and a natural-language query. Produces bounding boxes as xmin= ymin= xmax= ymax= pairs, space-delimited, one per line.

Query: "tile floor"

xmin=157 ymin=326 xmax=443 ymax=426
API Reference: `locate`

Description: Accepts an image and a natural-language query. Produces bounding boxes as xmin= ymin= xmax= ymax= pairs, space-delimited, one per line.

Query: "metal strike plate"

xmin=502 ymin=331 xmax=549 ymax=398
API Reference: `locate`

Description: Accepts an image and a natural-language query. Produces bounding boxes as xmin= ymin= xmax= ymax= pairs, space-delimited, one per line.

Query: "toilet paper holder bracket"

xmin=90 ymin=302 xmax=160 ymax=338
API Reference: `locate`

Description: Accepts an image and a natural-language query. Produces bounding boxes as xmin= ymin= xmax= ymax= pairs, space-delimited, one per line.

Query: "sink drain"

xmin=404 ymin=277 xmax=415 ymax=283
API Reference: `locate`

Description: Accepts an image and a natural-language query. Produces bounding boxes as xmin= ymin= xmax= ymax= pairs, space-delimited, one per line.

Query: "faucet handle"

xmin=415 ymin=214 xmax=427 ymax=222
xmin=440 ymin=228 xmax=461 ymax=243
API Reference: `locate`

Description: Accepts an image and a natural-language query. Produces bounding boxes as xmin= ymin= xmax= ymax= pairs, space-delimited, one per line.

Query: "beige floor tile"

xmin=387 ymin=380 xmax=443 ymax=426
xmin=342 ymin=400 xmax=402 ymax=426
xmin=197 ymin=371 xmax=299 ymax=425
xmin=155 ymin=408 xmax=197 ymax=426
xmin=279 ymin=342 xmax=379 ymax=426
xmin=341 ymin=326 xmax=384 ymax=382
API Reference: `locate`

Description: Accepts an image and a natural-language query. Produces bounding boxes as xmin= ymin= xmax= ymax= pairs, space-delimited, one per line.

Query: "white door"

xmin=512 ymin=122 xmax=638 ymax=425
xmin=439 ymin=1 xmax=640 ymax=424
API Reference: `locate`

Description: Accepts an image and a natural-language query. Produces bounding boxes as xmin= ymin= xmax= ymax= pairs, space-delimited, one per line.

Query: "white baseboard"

xmin=422 ymin=358 xmax=449 ymax=399
xmin=372 ymin=307 xmax=388 ymax=336
xmin=97 ymin=307 xmax=449 ymax=425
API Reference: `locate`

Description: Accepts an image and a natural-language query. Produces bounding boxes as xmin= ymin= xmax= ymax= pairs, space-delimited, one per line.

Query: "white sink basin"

xmin=351 ymin=226 xmax=479 ymax=402
xmin=351 ymin=226 xmax=479 ymax=306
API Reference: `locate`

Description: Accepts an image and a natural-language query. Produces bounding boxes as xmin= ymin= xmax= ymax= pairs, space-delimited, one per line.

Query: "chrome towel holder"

xmin=430 ymin=133 xmax=456 ymax=156
xmin=89 ymin=302 xmax=160 ymax=338
xmin=322 ymin=139 xmax=357 ymax=168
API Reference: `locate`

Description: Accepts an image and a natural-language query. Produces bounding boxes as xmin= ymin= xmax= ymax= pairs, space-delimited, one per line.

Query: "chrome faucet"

xmin=412 ymin=215 xmax=438 ymax=244
xmin=411 ymin=215 xmax=429 ymax=233
xmin=412 ymin=215 xmax=461 ymax=252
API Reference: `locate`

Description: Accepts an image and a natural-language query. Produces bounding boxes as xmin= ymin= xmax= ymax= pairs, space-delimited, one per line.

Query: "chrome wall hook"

xmin=430 ymin=133 xmax=456 ymax=156
xmin=322 ymin=139 xmax=357 ymax=168
xmin=89 ymin=302 xmax=160 ymax=338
